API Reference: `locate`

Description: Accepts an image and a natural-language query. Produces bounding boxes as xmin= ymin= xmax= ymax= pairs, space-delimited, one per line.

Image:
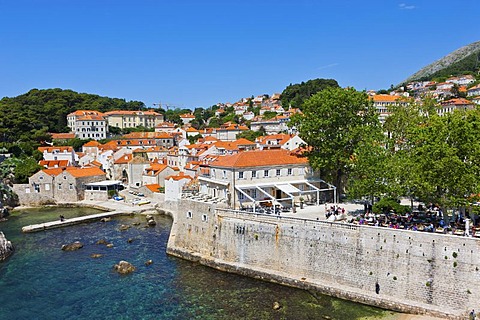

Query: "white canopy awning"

xmin=275 ymin=183 xmax=301 ymax=194
xmin=198 ymin=176 xmax=229 ymax=186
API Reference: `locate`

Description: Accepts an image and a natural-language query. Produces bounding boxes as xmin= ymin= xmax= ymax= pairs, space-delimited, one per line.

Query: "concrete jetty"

xmin=22 ymin=210 xmax=128 ymax=233
xmin=20 ymin=199 xmax=159 ymax=233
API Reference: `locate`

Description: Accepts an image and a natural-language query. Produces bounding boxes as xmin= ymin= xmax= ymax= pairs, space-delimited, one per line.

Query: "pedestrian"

xmin=469 ymin=309 xmax=476 ymax=320
xmin=59 ymin=215 xmax=65 ymax=222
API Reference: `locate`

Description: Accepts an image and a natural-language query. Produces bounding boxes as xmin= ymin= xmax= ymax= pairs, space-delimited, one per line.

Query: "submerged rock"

xmin=147 ymin=219 xmax=156 ymax=226
xmin=273 ymin=301 xmax=282 ymax=310
xmin=119 ymin=224 xmax=130 ymax=231
xmin=96 ymin=239 xmax=110 ymax=246
xmin=114 ymin=260 xmax=136 ymax=275
xmin=91 ymin=253 xmax=103 ymax=258
xmin=106 ymin=243 xmax=114 ymax=248
xmin=127 ymin=238 xmax=134 ymax=243
xmin=100 ymin=217 xmax=111 ymax=222
xmin=145 ymin=259 xmax=153 ymax=266
xmin=61 ymin=241 xmax=83 ymax=251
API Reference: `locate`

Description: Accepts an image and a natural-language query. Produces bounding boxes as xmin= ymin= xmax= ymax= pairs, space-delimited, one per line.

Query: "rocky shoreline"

xmin=0 ymin=231 xmax=13 ymax=261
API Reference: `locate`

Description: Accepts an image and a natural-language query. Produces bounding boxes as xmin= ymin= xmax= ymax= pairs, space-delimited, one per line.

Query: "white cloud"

xmin=399 ymin=3 xmax=416 ymax=9
xmin=317 ymin=63 xmax=339 ymax=70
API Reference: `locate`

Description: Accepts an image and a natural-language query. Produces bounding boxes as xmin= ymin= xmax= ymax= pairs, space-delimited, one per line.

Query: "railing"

xmin=215 ymin=208 xmax=359 ymax=231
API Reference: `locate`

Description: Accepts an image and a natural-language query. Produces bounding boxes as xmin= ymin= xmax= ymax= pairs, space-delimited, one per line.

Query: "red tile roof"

xmin=38 ymin=146 xmax=73 ymax=153
xmin=144 ymin=184 xmax=162 ymax=193
xmin=210 ymin=149 xmax=308 ymax=168
xmin=66 ymin=167 xmax=106 ymax=178
xmin=51 ymin=133 xmax=75 ymax=140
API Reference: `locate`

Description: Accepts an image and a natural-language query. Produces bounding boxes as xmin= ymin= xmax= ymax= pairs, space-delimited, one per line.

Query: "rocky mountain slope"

xmin=402 ymin=41 xmax=480 ymax=84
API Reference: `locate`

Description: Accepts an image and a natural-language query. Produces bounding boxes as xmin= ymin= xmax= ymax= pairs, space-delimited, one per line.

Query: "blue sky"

xmin=1 ymin=0 xmax=479 ymax=109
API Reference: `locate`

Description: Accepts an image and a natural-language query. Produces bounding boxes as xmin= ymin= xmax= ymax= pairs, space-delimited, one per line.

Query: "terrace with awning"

xmin=235 ymin=179 xmax=336 ymax=213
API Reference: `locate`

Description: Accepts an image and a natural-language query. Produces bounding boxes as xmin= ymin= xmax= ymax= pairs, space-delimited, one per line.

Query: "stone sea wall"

xmin=0 ymin=231 xmax=13 ymax=261
xmin=164 ymin=201 xmax=480 ymax=319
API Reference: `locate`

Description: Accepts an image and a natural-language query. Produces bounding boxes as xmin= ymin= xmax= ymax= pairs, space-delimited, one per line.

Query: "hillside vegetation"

xmin=0 ymin=88 xmax=145 ymax=144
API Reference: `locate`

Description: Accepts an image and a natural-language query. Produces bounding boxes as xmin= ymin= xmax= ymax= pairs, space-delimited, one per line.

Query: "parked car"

xmin=113 ymin=195 xmax=124 ymax=201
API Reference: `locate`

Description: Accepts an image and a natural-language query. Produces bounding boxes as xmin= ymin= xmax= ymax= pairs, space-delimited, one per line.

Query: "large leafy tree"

xmin=407 ymin=109 xmax=480 ymax=209
xmin=292 ymin=87 xmax=381 ymax=195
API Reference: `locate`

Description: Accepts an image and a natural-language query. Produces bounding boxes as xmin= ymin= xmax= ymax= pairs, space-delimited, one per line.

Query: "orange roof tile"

xmin=104 ymin=110 xmax=161 ymax=116
xmin=83 ymin=141 xmax=100 ymax=147
xmin=114 ymin=154 xmax=133 ymax=164
xmin=38 ymin=146 xmax=73 ymax=153
xmin=144 ymin=184 xmax=162 ymax=193
xmin=123 ymin=132 xmax=173 ymax=139
xmin=66 ymin=167 xmax=106 ymax=178
xmin=371 ymin=94 xmax=403 ymax=102
xmin=50 ymin=133 xmax=75 ymax=140
xmin=165 ymin=172 xmax=193 ymax=181
xmin=42 ymin=168 xmax=64 ymax=176
xmin=39 ymin=160 xmax=69 ymax=168
xmin=210 ymin=149 xmax=308 ymax=168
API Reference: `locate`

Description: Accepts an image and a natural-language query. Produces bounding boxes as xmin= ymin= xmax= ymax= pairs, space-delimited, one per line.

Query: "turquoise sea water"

xmin=0 ymin=208 xmax=396 ymax=320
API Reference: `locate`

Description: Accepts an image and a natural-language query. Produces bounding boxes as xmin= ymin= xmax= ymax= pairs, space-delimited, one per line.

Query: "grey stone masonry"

xmin=164 ymin=202 xmax=480 ymax=319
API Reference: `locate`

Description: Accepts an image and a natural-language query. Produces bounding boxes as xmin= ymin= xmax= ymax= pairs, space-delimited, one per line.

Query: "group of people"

xmin=351 ymin=207 xmax=476 ymax=237
xmin=325 ymin=204 xmax=345 ymax=219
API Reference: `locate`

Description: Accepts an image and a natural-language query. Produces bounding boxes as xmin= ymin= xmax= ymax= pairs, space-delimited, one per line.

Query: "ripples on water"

xmin=0 ymin=207 xmax=396 ymax=320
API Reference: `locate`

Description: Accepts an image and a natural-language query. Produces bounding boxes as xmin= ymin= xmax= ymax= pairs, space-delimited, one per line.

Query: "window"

xmin=252 ymin=189 xmax=257 ymax=198
xmin=58 ymin=184 xmax=62 ymax=190
xmin=39 ymin=176 xmax=44 ymax=180
xmin=276 ymin=169 xmax=281 ymax=176
xmin=187 ymin=211 xmax=193 ymax=219
xmin=252 ymin=171 xmax=256 ymax=178
xmin=45 ymin=184 xmax=50 ymax=191
xmin=202 ymin=214 xmax=208 ymax=222
xmin=264 ymin=170 xmax=269 ymax=177
xmin=69 ymin=184 xmax=73 ymax=190
xmin=63 ymin=175 xmax=67 ymax=180
xmin=287 ymin=168 xmax=293 ymax=175
xmin=238 ymin=171 xmax=244 ymax=179
xmin=223 ymin=170 xmax=227 ymax=179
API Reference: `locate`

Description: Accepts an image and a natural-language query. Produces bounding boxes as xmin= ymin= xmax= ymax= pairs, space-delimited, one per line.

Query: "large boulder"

xmin=114 ymin=260 xmax=136 ymax=275
xmin=0 ymin=232 xmax=13 ymax=261
xmin=61 ymin=241 xmax=83 ymax=251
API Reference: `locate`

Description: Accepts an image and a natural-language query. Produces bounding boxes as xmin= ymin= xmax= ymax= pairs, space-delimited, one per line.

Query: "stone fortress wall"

xmin=161 ymin=199 xmax=480 ymax=319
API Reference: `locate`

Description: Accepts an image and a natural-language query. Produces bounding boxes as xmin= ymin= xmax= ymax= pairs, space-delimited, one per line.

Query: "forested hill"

xmin=402 ymin=41 xmax=480 ymax=84
xmin=281 ymin=78 xmax=339 ymax=109
xmin=0 ymin=88 xmax=145 ymax=143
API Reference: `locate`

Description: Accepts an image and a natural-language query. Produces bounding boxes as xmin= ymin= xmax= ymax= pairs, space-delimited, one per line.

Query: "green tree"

xmin=291 ymin=87 xmax=380 ymax=196
xmin=281 ymin=78 xmax=340 ymax=109
xmin=236 ymin=130 xmax=261 ymax=142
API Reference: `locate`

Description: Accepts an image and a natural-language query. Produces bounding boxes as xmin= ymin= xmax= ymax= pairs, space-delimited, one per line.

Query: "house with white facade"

xmin=67 ymin=110 xmax=108 ymax=140
xmin=467 ymin=84 xmax=480 ymax=97
xmin=256 ymin=134 xmax=305 ymax=151
xmin=165 ymin=172 xmax=193 ymax=201
xmin=438 ymin=98 xmax=475 ymax=116
xmin=198 ymin=149 xmax=335 ymax=210
xmin=250 ymin=116 xmax=290 ymax=135
xmin=179 ymin=113 xmax=195 ymax=124
xmin=104 ymin=110 xmax=164 ymax=130
xmin=38 ymin=146 xmax=78 ymax=166
xmin=370 ymin=95 xmax=409 ymax=124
